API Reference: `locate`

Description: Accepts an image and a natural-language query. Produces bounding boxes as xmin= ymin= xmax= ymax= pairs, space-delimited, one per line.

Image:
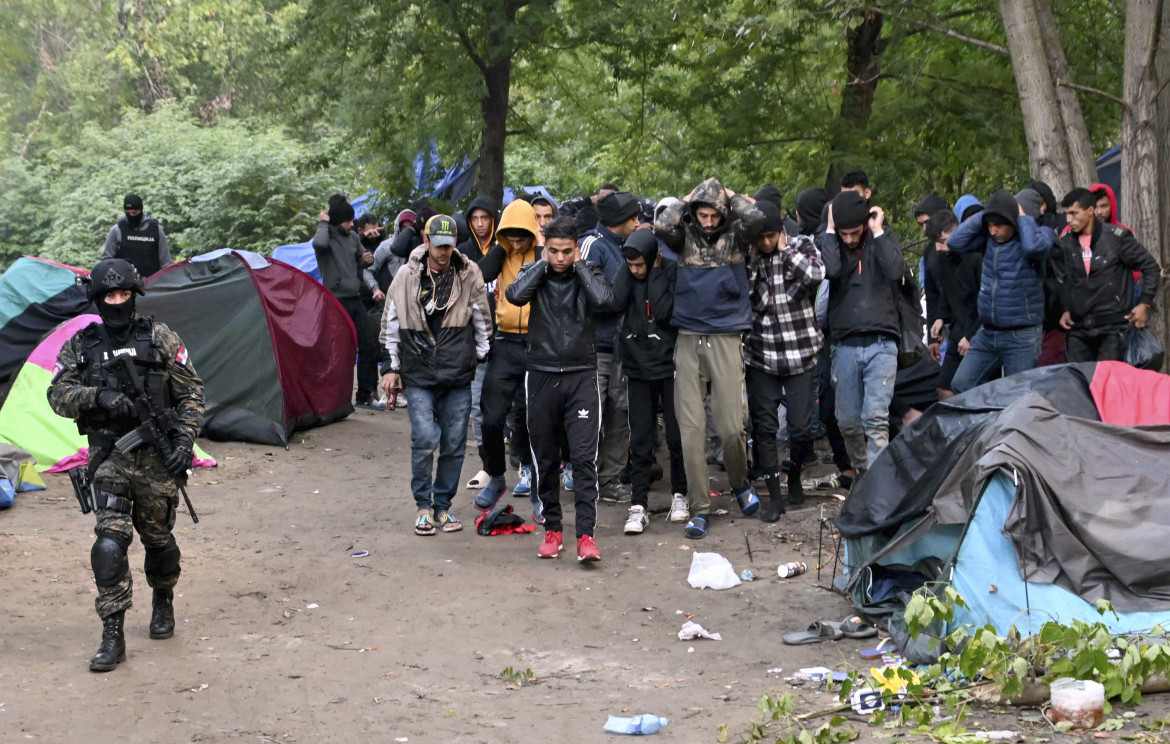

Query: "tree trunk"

xmin=1033 ymin=0 xmax=1098 ymax=186
xmin=825 ymin=11 xmax=885 ymax=194
xmin=1123 ymin=0 xmax=1170 ymax=369
xmin=477 ymin=60 xmax=511 ymax=209
xmin=999 ymin=0 xmax=1075 ymax=196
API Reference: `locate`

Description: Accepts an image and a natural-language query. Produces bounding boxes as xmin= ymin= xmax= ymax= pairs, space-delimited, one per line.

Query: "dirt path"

xmin=1 ymin=409 xmax=1159 ymax=743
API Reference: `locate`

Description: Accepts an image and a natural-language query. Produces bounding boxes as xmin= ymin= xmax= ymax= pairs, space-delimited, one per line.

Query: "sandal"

xmin=683 ymin=515 xmax=709 ymax=540
xmin=414 ymin=512 xmax=436 ymax=536
xmin=436 ymin=512 xmax=462 ymax=533
xmin=783 ymin=620 xmax=845 ymax=645
xmin=839 ymin=614 xmax=878 ymax=639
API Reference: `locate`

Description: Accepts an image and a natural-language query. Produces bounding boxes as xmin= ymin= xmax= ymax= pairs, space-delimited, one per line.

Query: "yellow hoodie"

xmin=493 ymin=199 xmax=540 ymax=335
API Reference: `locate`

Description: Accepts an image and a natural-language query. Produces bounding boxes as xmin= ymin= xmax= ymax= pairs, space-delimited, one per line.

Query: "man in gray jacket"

xmin=103 ymin=193 xmax=173 ymax=277
xmin=314 ymin=194 xmax=384 ymax=410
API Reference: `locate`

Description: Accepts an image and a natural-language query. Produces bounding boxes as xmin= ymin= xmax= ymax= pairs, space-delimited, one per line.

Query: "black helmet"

xmin=85 ymin=258 xmax=145 ymax=302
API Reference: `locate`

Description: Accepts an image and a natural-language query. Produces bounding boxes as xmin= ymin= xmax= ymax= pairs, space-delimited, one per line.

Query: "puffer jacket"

xmin=504 ymin=260 xmax=614 ymax=373
xmin=947 ymin=190 xmax=1055 ymax=329
xmin=380 ymin=247 xmax=492 ymax=389
xmin=579 ymin=223 xmax=625 ymax=351
xmin=653 ymin=177 xmax=765 ymax=333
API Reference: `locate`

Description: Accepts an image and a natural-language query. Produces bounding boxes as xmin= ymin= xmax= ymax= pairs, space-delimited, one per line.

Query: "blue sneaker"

xmin=531 ymin=494 xmax=546 ymax=525
xmin=735 ymin=485 xmax=761 ymax=518
xmin=474 ymin=476 xmax=507 ymax=512
xmin=512 ymin=465 xmax=532 ymax=497
xmin=561 ymin=462 xmax=574 ymax=491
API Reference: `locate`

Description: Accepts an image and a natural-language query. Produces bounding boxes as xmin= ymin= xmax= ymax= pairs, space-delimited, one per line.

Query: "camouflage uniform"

xmin=48 ymin=315 xmax=204 ymax=619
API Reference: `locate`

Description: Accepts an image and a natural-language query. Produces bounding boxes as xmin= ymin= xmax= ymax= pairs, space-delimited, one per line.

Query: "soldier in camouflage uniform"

xmin=48 ymin=258 xmax=205 ymax=672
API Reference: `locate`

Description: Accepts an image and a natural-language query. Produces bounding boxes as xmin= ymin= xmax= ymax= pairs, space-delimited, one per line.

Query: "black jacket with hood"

xmin=1053 ymin=220 xmax=1160 ymax=327
xmin=817 ymin=225 xmax=908 ymax=342
xmin=609 ymin=231 xmax=677 ymax=380
xmin=457 ymin=196 xmax=498 ymax=263
xmin=504 ymin=260 xmax=614 ymax=373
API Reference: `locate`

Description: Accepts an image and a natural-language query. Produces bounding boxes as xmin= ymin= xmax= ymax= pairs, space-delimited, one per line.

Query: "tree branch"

xmin=1055 ymin=79 xmax=1127 ymax=107
xmin=891 ymin=14 xmax=1008 ymax=55
xmin=455 ymin=28 xmax=489 ymax=78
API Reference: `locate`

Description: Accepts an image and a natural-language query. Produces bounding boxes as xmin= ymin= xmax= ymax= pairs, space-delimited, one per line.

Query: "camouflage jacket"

xmin=653 ymin=177 xmax=766 ymax=269
xmin=47 ymin=315 xmax=205 ymax=440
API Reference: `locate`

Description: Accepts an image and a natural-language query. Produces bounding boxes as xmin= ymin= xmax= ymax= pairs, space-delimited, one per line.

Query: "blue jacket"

xmin=579 ymin=223 xmax=625 ymax=351
xmin=947 ymin=190 xmax=1055 ymax=330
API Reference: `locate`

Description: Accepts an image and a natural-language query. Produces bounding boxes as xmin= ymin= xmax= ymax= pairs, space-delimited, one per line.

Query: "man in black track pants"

xmin=505 ymin=217 xmax=614 ymax=563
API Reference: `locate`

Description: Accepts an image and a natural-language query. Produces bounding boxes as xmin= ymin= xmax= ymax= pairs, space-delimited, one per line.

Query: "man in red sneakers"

xmin=505 ymin=217 xmax=614 ymax=562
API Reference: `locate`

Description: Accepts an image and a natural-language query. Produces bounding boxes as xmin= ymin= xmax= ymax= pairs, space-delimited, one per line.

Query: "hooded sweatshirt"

xmin=1029 ymin=181 xmax=1066 ymax=232
xmin=653 ymin=177 xmax=766 ymax=334
xmin=458 ymin=195 xmax=499 ymax=261
xmin=953 ymin=194 xmax=983 ymax=222
xmin=609 ymin=231 xmax=678 ymax=380
xmin=479 ymin=199 xmax=541 ymax=336
xmin=914 ymin=193 xmax=949 ymax=218
xmin=946 ymin=190 xmax=1055 ymax=329
xmin=794 ymin=188 xmax=827 ymax=236
xmin=313 ymin=220 xmax=367 ymax=300
xmin=1090 ymin=183 xmax=1129 ymax=230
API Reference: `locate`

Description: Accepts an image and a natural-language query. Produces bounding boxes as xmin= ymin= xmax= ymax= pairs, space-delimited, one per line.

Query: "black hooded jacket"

xmin=457 ymin=196 xmax=498 ymax=262
xmin=504 ymin=260 xmax=614 ymax=373
xmin=795 ymin=188 xmax=827 ymax=236
xmin=1029 ymin=181 xmax=1067 ymax=232
xmin=609 ymin=231 xmax=677 ymax=380
xmin=935 ymin=250 xmax=984 ymax=344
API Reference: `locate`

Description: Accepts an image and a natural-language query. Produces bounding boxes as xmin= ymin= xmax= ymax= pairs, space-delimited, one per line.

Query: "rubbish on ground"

xmin=678 ymin=621 xmax=722 ymax=641
xmin=740 ymin=569 xmax=755 ymax=581
xmin=982 ymin=732 xmax=1020 ymax=741
xmin=306 ymin=603 xmax=319 ymax=609
xmin=603 ymin=714 xmax=668 ymax=735
xmin=687 ymin=552 xmax=741 ymax=590
xmin=777 ymin=561 xmax=808 ymax=578
xmin=766 ymin=667 xmax=783 ymax=674
xmin=351 ymin=550 xmax=369 ymax=558
xmin=782 ymin=621 xmax=843 ymax=645
xmin=793 ymin=667 xmax=834 ymax=682
xmin=850 ymin=686 xmax=884 ymax=713
xmin=1049 ymin=678 xmax=1105 ymax=730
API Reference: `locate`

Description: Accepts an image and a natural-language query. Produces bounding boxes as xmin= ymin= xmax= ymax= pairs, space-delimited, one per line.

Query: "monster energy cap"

xmin=426 ymin=214 xmax=459 ymax=247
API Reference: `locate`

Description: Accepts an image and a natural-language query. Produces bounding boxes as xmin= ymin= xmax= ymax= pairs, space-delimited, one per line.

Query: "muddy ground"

xmin=1 ymin=408 xmax=1166 ymax=743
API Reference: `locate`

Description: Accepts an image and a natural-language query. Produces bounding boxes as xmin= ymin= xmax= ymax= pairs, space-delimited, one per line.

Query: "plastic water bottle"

xmin=603 ymin=714 xmax=668 ymax=735
xmin=777 ymin=561 xmax=808 ymax=578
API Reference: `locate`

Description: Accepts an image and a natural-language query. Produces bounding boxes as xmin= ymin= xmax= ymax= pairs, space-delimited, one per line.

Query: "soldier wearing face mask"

xmin=103 ymin=193 xmax=174 ymax=277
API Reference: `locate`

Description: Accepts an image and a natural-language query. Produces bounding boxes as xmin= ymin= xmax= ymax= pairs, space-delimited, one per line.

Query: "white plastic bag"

xmin=687 ymin=552 xmax=741 ymax=590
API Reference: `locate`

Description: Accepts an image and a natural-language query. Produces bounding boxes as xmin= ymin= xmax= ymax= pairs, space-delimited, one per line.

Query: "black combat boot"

xmin=787 ymin=439 xmax=812 ymax=507
xmin=760 ymin=472 xmax=786 ymax=523
xmin=90 ymin=611 xmax=126 ymax=672
xmin=149 ymin=589 xmax=175 ymax=639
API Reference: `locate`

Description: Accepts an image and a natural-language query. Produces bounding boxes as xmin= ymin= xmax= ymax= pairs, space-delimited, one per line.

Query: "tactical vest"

xmin=75 ymin=317 xmax=173 ymax=435
xmin=116 ymin=217 xmax=162 ymax=277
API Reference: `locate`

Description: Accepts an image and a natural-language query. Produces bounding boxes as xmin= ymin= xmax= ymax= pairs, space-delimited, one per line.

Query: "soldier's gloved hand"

xmin=96 ymin=390 xmax=135 ymax=418
xmin=164 ymin=435 xmax=194 ymax=477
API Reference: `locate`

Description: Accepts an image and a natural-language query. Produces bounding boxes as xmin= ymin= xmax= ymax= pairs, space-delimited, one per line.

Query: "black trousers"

xmin=627 ymin=377 xmax=686 ymax=508
xmin=1066 ymin=325 xmax=1127 ymax=363
xmin=339 ymin=296 xmax=379 ymax=401
xmin=526 ymin=369 xmax=600 ymax=538
xmin=481 ymin=336 xmax=531 ymax=477
xmin=747 ymin=365 xmax=815 ymax=477
xmin=815 ymin=348 xmax=852 ymax=472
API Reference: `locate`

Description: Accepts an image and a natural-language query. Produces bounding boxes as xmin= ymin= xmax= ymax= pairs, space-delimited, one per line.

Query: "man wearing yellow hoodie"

xmin=473 ymin=199 xmax=543 ymax=517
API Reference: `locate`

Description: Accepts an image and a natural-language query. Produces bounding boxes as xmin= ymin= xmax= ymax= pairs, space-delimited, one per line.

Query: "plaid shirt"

xmin=745 ymin=233 xmax=825 ymax=376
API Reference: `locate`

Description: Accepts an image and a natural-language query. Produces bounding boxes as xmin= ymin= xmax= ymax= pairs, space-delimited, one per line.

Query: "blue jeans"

xmin=405 ymin=385 xmax=472 ymax=512
xmin=950 ymin=325 xmax=1042 ymax=394
xmin=831 ymin=336 xmax=897 ymax=476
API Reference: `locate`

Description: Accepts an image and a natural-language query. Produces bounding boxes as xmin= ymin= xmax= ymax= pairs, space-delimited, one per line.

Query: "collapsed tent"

xmin=0 ymin=257 xmax=91 ymax=406
xmin=139 ymin=249 xmax=355 ymax=445
xmin=837 ymin=362 xmax=1170 ymax=646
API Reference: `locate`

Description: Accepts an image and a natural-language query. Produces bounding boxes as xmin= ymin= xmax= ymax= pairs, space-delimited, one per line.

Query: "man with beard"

xmin=654 ymin=178 xmax=766 ymax=539
xmin=48 ymin=259 xmax=205 ymax=671
xmin=103 ymin=194 xmax=173 ymax=277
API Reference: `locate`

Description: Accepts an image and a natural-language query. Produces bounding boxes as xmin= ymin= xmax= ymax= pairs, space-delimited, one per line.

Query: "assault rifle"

xmin=107 ymin=354 xmax=200 ymax=523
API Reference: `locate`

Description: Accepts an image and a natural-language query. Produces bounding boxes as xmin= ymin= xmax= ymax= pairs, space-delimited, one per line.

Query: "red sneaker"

xmin=576 ymin=534 xmax=601 ymax=562
xmin=537 ymin=531 xmax=563 ymax=559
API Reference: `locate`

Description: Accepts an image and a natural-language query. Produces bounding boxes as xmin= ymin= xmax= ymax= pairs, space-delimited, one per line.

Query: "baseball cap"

xmin=426 ymin=214 xmax=459 ymax=247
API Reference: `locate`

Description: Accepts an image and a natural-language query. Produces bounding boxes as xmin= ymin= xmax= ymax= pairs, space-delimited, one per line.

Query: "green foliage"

xmin=1 ymin=103 xmax=354 ymax=269
xmin=497 ymin=666 xmax=536 ymax=687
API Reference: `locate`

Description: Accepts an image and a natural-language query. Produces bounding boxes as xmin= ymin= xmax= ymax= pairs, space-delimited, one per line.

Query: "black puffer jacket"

xmin=504 ymin=260 xmax=614 ymax=373
xmin=610 ymin=231 xmax=677 ymax=380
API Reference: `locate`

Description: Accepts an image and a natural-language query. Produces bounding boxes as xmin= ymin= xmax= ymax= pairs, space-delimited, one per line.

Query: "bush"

xmin=2 ymin=102 xmax=357 ymax=270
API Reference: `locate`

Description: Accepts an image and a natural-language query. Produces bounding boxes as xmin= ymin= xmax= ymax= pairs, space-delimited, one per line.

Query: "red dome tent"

xmin=139 ymin=249 xmax=355 ymax=445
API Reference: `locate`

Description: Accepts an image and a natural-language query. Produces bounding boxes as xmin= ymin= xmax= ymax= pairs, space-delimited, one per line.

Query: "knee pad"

xmin=91 ymin=532 xmax=131 ymax=587
xmin=144 ymin=535 xmax=181 ymax=578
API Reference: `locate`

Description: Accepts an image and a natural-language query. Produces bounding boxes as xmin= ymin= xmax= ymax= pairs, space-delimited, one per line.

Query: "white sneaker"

xmin=465 ymin=470 xmax=491 ymax=490
xmin=668 ymin=493 xmax=690 ymax=523
xmin=624 ymin=505 xmax=648 ymax=534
